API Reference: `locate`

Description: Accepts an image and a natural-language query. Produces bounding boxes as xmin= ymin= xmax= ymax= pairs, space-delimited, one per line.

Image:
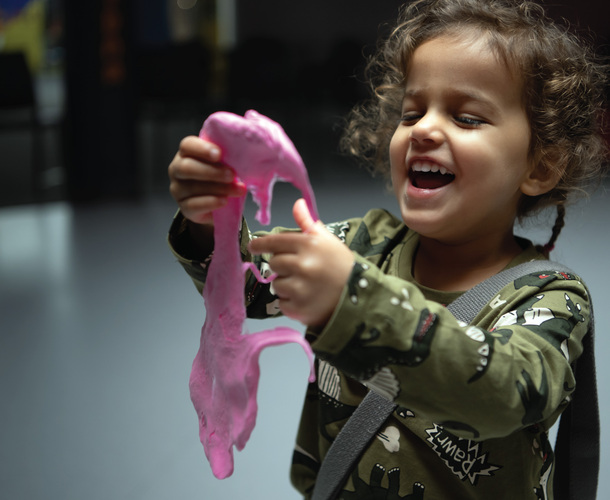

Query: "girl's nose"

xmin=410 ymin=112 xmax=444 ymax=146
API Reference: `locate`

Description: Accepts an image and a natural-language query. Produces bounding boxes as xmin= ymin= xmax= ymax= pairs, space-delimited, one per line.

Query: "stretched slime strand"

xmin=189 ymin=110 xmax=317 ymax=479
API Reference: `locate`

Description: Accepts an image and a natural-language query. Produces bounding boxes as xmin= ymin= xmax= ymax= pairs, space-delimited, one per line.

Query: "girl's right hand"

xmin=168 ymin=136 xmax=247 ymax=225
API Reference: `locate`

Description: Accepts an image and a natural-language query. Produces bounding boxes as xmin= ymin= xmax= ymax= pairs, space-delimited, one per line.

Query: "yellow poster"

xmin=0 ymin=0 xmax=45 ymax=73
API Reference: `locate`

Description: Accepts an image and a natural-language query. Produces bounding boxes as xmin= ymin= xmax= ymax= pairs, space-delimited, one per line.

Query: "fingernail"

xmin=209 ymin=146 xmax=221 ymax=160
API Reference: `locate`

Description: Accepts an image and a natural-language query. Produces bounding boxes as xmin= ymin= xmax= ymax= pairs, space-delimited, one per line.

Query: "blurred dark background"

xmin=0 ymin=0 xmax=403 ymax=206
xmin=1 ymin=0 xmax=608 ymax=207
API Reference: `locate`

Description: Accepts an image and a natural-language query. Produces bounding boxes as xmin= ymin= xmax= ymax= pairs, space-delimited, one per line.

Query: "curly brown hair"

xmin=341 ymin=0 xmax=608 ymax=230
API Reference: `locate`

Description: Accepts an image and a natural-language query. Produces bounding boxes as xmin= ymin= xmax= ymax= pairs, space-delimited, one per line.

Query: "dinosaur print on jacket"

xmin=516 ymin=351 xmax=549 ymax=425
xmin=464 ymin=326 xmax=513 ymax=384
xmin=349 ymin=221 xmax=394 ymax=258
xmin=492 ymin=291 xmax=584 ymax=360
xmin=316 ymin=309 xmax=438 ymax=382
xmin=513 ymin=270 xmax=576 ymax=290
xmin=341 ymin=464 xmax=426 ymax=500
xmin=532 ymin=429 xmax=554 ymax=500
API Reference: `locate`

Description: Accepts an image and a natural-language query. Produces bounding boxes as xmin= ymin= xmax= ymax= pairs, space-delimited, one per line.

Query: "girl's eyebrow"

xmin=403 ymin=87 xmax=501 ymax=116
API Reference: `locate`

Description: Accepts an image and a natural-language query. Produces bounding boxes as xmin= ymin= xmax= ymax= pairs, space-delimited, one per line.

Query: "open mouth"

xmin=409 ymin=161 xmax=455 ymax=190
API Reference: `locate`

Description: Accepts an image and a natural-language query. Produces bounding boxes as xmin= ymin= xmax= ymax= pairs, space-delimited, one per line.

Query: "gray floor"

xmin=1 ymin=169 xmax=608 ymax=499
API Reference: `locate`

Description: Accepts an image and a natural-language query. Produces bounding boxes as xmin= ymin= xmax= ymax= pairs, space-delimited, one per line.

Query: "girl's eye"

xmin=399 ymin=113 xmax=421 ymax=124
xmin=455 ymin=115 xmax=485 ymax=127
xmin=398 ymin=112 xmax=487 ymax=127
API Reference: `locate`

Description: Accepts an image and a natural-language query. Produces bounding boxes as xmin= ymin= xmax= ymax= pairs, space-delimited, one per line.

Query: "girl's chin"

xmin=399 ymin=204 xmax=458 ymax=240
xmin=400 ymin=213 xmax=442 ymax=236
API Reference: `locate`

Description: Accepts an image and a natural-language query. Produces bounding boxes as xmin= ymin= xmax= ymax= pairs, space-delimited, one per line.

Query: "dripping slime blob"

xmin=190 ymin=110 xmax=317 ymax=479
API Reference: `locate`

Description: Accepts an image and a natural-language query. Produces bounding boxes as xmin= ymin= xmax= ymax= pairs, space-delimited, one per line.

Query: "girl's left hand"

xmin=248 ymin=199 xmax=355 ymax=327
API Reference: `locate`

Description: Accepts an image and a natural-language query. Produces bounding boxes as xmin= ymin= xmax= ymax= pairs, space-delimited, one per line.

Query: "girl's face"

xmin=389 ymin=34 xmax=535 ymax=245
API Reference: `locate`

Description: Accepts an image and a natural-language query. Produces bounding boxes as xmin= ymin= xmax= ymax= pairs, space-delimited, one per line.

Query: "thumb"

xmin=293 ymin=198 xmax=323 ymax=234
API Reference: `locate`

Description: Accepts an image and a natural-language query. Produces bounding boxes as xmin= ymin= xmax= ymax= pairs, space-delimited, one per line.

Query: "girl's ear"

xmin=520 ymin=153 xmax=565 ymax=197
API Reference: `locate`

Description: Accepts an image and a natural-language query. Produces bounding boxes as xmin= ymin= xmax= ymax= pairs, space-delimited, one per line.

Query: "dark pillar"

xmin=63 ymin=0 xmax=136 ymax=202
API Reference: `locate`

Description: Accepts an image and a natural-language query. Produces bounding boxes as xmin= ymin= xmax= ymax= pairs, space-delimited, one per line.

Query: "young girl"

xmin=168 ymin=0 xmax=607 ymax=498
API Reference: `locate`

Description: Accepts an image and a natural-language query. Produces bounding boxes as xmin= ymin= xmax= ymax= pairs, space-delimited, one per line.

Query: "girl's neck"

xmin=413 ymin=231 xmax=524 ymax=292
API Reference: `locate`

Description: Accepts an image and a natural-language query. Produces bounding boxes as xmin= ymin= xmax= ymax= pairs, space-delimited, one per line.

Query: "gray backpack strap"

xmin=311 ymin=260 xmax=599 ymax=500
xmin=310 ymin=389 xmax=396 ymax=500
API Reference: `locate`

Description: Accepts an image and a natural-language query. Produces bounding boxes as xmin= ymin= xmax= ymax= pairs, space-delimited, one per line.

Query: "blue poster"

xmin=0 ymin=0 xmax=31 ymax=18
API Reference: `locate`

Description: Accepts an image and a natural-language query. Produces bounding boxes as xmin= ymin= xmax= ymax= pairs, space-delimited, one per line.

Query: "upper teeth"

xmin=411 ymin=161 xmax=451 ymax=175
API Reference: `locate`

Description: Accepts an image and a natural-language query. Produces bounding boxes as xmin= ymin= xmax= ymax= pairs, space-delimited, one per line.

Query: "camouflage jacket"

xmin=168 ymin=208 xmax=590 ymax=500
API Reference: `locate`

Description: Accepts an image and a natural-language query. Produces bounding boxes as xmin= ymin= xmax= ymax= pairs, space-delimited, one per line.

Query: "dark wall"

xmin=230 ymin=1 xmax=401 ymax=105
xmin=237 ymin=0 xmax=401 ymax=63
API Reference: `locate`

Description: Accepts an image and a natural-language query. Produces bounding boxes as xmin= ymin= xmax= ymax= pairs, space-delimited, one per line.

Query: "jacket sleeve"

xmin=311 ymin=252 xmax=590 ymax=441
xmin=167 ymin=211 xmax=213 ymax=295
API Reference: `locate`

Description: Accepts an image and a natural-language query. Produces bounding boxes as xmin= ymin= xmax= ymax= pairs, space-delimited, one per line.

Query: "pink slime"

xmin=191 ymin=110 xmax=317 ymax=479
